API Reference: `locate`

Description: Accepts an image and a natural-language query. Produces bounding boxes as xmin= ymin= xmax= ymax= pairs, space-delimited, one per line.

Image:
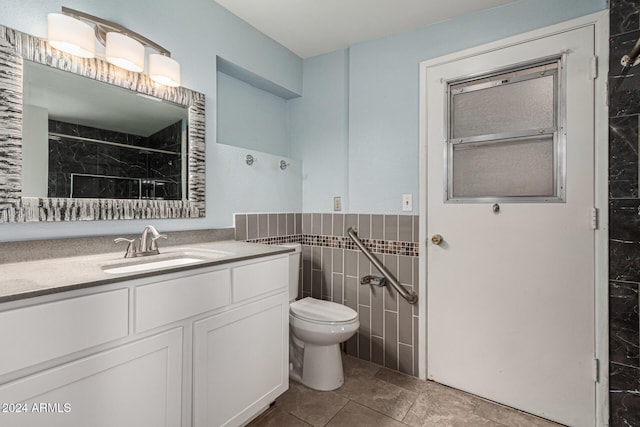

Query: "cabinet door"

xmin=0 ymin=328 xmax=182 ymax=427
xmin=193 ymin=292 xmax=289 ymax=427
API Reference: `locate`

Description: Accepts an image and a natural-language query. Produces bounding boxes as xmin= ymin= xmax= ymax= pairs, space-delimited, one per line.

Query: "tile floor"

xmin=248 ymin=354 xmax=563 ymax=427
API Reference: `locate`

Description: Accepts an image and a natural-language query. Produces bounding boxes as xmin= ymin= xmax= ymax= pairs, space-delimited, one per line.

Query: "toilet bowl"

xmin=282 ymin=244 xmax=359 ymax=391
xmin=289 ymin=297 xmax=359 ymax=390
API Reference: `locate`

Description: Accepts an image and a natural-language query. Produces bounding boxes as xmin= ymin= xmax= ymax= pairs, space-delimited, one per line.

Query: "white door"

xmin=424 ymin=26 xmax=595 ymax=426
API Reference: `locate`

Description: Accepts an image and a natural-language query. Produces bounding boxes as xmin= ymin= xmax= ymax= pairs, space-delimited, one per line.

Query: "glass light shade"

xmin=149 ymin=54 xmax=181 ymax=87
xmin=47 ymin=13 xmax=96 ymax=58
xmin=105 ymin=32 xmax=144 ymax=73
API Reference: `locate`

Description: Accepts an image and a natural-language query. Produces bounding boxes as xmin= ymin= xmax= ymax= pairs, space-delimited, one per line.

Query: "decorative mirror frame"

xmin=0 ymin=25 xmax=206 ymax=223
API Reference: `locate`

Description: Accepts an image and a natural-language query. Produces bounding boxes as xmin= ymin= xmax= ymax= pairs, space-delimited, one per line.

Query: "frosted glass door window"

xmin=446 ymin=59 xmax=563 ymax=201
xmin=452 ymin=75 xmax=555 ymax=139
xmin=452 ymin=137 xmax=554 ymax=198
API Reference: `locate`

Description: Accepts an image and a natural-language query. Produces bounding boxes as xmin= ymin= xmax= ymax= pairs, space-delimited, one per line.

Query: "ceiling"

xmin=214 ymin=0 xmax=518 ymax=58
xmin=23 ymin=61 xmax=187 ymax=137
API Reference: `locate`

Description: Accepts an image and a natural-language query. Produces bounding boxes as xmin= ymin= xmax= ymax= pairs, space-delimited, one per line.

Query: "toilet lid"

xmin=290 ymin=297 xmax=358 ymax=324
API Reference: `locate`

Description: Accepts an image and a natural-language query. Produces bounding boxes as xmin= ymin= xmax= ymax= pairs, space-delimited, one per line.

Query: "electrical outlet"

xmin=333 ymin=196 xmax=342 ymax=211
xmin=402 ymin=194 xmax=413 ymax=212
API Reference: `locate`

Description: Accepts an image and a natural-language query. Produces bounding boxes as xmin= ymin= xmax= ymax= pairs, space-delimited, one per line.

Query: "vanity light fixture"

xmin=105 ymin=32 xmax=144 ymax=73
xmin=149 ymin=54 xmax=181 ymax=87
xmin=47 ymin=7 xmax=181 ymax=87
xmin=47 ymin=13 xmax=96 ymax=58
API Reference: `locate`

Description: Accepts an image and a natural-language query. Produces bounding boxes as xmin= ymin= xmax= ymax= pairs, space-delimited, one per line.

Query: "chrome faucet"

xmin=114 ymin=225 xmax=168 ymax=258
xmin=139 ymin=225 xmax=167 ymax=254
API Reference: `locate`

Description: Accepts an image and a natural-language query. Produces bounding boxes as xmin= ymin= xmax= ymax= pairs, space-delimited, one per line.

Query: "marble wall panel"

xmin=609 ymin=2 xmax=640 ymax=425
xmin=609 ymin=116 xmax=638 ymax=198
xmin=610 ymin=0 xmax=640 ymax=35
xmin=609 ymin=29 xmax=640 ymax=117
xmin=610 ymin=392 xmax=640 ymax=427
xmin=610 ymin=281 xmax=640 ymax=368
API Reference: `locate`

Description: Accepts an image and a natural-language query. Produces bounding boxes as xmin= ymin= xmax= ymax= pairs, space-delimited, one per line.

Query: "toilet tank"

xmin=280 ymin=243 xmax=301 ymax=301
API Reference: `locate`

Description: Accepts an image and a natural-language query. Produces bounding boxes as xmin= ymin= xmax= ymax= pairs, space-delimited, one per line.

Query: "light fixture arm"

xmin=61 ymin=6 xmax=171 ymax=57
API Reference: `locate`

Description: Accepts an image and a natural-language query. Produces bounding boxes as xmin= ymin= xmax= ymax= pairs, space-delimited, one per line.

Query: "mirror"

xmin=0 ymin=25 xmax=206 ymax=223
xmin=23 ymin=61 xmax=189 ymax=200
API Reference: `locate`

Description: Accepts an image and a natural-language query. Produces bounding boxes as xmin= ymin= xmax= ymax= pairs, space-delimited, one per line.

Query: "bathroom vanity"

xmin=0 ymin=19 xmax=290 ymax=427
xmin=0 ymin=241 xmax=291 ymax=427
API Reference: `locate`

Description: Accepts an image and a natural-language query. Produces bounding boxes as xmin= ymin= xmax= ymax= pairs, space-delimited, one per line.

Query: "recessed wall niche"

xmin=216 ymin=57 xmax=300 ymax=156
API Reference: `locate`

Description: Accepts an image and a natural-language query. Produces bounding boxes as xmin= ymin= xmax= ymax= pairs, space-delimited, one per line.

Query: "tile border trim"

xmin=246 ymin=234 xmax=419 ymax=257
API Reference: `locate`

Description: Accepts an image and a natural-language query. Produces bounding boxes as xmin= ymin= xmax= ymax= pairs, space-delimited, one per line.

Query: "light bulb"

xmin=149 ymin=54 xmax=181 ymax=87
xmin=105 ymin=32 xmax=144 ymax=73
xmin=47 ymin=13 xmax=95 ymax=58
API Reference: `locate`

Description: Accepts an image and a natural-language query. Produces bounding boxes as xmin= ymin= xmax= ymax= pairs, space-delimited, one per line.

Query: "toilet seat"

xmin=290 ymin=297 xmax=357 ymax=325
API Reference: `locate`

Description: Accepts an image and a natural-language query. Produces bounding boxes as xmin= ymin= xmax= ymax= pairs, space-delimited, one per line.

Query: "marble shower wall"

xmin=48 ymin=120 xmax=182 ymax=200
xmin=234 ymin=212 xmax=421 ymax=377
xmin=609 ymin=1 xmax=640 ymax=426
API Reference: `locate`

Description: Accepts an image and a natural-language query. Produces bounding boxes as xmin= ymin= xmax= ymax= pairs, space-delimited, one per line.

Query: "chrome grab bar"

xmin=347 ymin=227 xmax=418 ymax=304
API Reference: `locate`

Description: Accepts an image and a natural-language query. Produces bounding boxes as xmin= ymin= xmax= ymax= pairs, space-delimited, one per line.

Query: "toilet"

xmin=283 ymin=244 xmax=359 ymax=391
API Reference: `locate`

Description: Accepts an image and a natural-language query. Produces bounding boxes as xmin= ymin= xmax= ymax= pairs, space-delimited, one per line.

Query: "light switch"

xmin=402 ymin=194 xmax=413 ymax=212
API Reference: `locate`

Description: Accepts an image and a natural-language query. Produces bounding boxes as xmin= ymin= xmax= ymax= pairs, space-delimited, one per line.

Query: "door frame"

xmin=418 ymin=11 xmax=609 ymax=427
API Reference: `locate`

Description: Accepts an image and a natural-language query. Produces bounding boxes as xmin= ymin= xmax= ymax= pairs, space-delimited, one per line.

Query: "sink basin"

xmin=102 ymin=246 xmax=235 ymax=275
xmin=102 ymin=257 xmax=205 ymax=275
xmin=175 ymin=248 xmax=235 ymax=258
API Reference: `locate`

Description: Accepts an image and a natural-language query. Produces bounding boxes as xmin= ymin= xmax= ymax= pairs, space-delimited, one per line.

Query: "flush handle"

xmin=431 ymin=234 xmax=443 ymax=246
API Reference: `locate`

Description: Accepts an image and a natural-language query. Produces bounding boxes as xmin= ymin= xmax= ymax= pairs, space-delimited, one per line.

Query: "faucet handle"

xmin=150 ymin=234 xmax=168 ymax=251
xmin=114 ymin=237 xmax=136 ymax=258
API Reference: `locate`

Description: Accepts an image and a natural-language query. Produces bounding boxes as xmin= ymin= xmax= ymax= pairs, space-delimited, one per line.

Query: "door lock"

xmin=431 ymin=234 xmax=443 ymax=245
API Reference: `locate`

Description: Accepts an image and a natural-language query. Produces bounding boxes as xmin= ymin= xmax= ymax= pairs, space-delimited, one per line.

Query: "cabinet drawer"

xmin=231 ymin=256 xmax=288 ymax=303
xmin=135 ymin=269 xmax=230 ymax=332
xmin=0 ymin=289 xmax=129 ymax=376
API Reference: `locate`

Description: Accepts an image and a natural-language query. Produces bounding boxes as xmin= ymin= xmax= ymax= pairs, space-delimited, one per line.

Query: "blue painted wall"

xmin=0 ymin=0 xmax=303 ymax=241
xmin=0 ymin=0 xmax=608 ymax=241
xmin=292 ymin=0 xmax=607 ymax=213
xmin=289 ymin=50 xmax=349 ymax=212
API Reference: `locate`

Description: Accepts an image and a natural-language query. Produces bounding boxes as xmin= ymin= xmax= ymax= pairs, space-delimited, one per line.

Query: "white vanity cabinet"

xmin=193 ymin=258 xmax=290 ymax=427
xmin=0 ymin=252 xmax=290 ymax=427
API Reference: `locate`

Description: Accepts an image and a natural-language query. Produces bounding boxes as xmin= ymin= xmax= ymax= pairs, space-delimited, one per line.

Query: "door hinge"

xmin=593 ymin=358 xmax=600 ymax=382
xmin=590 ymin=56 xmax=598 ymax=79
xmin=590 ymin=207 xmax=598 ymax=230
